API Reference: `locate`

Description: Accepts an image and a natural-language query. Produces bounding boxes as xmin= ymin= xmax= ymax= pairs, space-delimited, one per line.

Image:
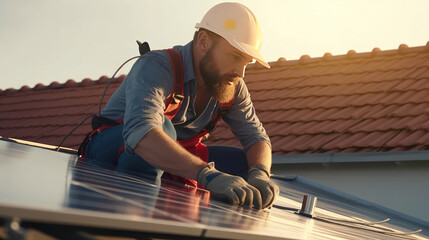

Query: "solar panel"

xmin=0 ymin=139 xmax=427 ymax=239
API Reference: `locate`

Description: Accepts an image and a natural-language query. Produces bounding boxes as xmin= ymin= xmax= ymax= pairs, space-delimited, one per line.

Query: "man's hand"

xmin=247 ymin=165 xmax=279 ymax=209
xmin=197 ymin=163 xmax=263 ymax=209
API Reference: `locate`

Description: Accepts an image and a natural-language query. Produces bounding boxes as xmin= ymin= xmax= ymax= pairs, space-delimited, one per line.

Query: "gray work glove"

xmin=197 ymin=162 xmax=263 ymax=209
xmin=247 ymin=165 xmax=280 ymax=209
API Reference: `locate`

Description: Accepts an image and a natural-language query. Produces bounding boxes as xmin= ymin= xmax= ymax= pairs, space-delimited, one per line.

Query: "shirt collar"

xmin=173 ymin=41 xmax=195 ymax=83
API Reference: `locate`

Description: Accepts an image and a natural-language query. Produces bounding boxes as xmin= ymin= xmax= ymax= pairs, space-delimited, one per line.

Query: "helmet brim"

xmin=228 ymin=39 xmax=271 ymax=69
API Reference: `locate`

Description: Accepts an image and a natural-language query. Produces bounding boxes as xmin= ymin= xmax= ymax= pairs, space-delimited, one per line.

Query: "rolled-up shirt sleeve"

xmin=222 ymin=80 xmax=271 ymax=151
xmin=122 ymin=52 xmax=173 ymax=152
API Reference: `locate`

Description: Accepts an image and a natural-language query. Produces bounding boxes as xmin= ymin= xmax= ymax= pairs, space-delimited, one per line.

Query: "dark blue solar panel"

xmin=0 ymin=140 xmax=426 ymax=239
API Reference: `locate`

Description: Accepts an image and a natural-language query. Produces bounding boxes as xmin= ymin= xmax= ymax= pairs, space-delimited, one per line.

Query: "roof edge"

xmin=272 ymin=150 xmax=429 ymax=165
xmin=0 ymin=75 xmax=125 ymax=96
xmin=272 ymin=174 xmax=429 ymax=229
xmin=0 ymin=136 xmax=77 ymax=154
xmin=247 ymin=41 xmax=429 ymax=70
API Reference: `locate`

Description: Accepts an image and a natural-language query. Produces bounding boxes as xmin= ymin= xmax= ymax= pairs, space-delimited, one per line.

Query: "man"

xmin=82 ymin=2 xmax=279 ymax=209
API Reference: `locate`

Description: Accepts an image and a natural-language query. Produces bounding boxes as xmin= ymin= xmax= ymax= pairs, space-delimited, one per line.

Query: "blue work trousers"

xmin=84 ymin=122 xmax=249 ymax=182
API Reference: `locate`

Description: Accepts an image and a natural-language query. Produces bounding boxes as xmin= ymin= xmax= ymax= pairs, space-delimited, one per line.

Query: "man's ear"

xmin=197 ymin=30 xmax=210 ymax=54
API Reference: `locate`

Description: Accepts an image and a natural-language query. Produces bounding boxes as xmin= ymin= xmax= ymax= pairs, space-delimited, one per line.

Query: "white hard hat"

xmin=195 ymin=2 xmax=270 ymax=68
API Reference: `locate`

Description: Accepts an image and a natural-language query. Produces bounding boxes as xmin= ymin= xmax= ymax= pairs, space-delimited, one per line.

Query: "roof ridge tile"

xmin=19 ymin=85 xmax=31 ymax=92
xmin=80 ymin=78 xmax=95 ymax=87
xmin=1 ymin=75 xmax=126 ymax=96
xmin=299 ymin=54 xmax=311 ymax=64
xmin=247 ymin=42 xmax=429 ymax=71
xmin=398 ymin=44 xmax=409 ymax=54
xmin=33 ymin=83 xmax=46 ymax=90
xmin=346 ymin=50 xmax=357 ymax=58
xmin=371 ymin=47 xmax=381 ymax=57
xmin=64 ymin=79 xmax=77 ymax=87
xmin=322 ymin=52 xmax=333 ymax=60
xmin=48 ymin=81 xmax=62 ymax=88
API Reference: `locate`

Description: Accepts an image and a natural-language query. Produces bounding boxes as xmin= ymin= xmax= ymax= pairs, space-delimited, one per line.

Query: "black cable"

xmin=56 ymin=55 xmax=142 ymax=152
xmin=56 ymin=40 xmax=151 ymax=152
xmin=54 ymin=41 xmax=155 ymax=154
xmin=56 ymin=114 xmax=93 ymax=152
xmin=98 ymin=56 xmax=140 ymax=116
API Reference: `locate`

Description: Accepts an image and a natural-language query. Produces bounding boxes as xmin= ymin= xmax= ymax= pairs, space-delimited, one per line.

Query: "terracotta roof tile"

xmin=385 ymin=129 xmax=429 ymax=148
xmin=2 ymin=44 xmax=429 ymax=155
xmin=391 ymin=103 xmax=429 ymax=116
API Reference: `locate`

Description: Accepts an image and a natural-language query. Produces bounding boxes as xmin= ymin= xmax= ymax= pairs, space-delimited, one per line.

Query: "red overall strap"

xmin=163 ymin=49 xmax=184 ymax=120
xmin=160 ymin=48 xmax=235 ymax=188
xmin=78 ymin=119 xmax=124 ymax=157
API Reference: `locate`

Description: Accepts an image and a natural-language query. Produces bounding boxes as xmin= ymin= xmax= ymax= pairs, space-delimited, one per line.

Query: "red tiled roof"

xmin=1 ymin=42 xmax=429 ymax=155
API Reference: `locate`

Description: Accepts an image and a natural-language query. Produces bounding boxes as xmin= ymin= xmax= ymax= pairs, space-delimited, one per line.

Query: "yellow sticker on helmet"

xmin=224 ymin=19 xmax=237 ymax=30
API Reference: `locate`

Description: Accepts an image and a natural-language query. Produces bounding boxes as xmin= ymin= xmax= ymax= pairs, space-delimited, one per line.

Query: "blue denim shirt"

xmin=101 ymin=41 xmax=270 ymax=153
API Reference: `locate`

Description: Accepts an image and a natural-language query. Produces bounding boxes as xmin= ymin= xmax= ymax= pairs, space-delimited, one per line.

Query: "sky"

xmin=1 ymin=0 xmax=429 ymax=90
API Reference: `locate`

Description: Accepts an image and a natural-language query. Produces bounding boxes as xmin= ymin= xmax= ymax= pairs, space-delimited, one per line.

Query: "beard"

xmin=200 ymin=47 xmax=239 ymax=103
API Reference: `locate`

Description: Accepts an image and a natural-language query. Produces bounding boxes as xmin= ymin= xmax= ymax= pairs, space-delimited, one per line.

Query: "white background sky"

xmin=1 ymin=0 xmax=429 ymax=90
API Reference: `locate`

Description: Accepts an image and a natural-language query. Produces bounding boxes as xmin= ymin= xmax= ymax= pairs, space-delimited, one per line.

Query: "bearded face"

xmin=199 ymin=45 xmax=240 ymax=103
